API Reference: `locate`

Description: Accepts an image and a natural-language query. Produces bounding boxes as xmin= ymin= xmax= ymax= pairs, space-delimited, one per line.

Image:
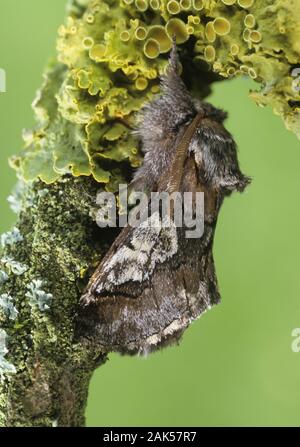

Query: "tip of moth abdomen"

xmin=221 ymin=172 xmax=252 ymax=194
xmin=76 ymin=274 xmax=221 ymax=355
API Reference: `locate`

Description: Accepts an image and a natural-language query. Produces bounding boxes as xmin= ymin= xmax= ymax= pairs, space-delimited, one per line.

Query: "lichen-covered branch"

xmin=0 ymin=177 xmax=108 ymax=426
xmin=1 ymin=0 xmax=299 ymax=427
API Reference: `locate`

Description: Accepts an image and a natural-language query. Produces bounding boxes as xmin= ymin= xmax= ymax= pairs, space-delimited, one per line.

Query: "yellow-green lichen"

xmin=150 ymin=0 xmax=160 ymax=10
xmin=120 ymin=30 xmax=131 ymax=42
xmin=204 ymin=45 xmax=216 ymax=62
xmin=205 ymin=22 xmax=216 ymax=43
xmin=244 ymin=14 xmax=255 ymax=28
xmin=230 ymin=43 xmax=240 ymax=56
xmin=144 ymin=38 xmax=161 ymax=58
xmin=135 ymin=77 xmax=149 ymax=90
xmin=238 ymin=0 xmax=254 ymax=8
xmin=192 ymin=0 xmax=203 ymax=11
xmin=167 ymin=1 xmax=181 ymax=15
xmin=222 ymin=0 xmax=236 ymax=5
xmin=213 ymin=17 xmax=231 ymax=36
xmin=135 ymin=0 xmax=148 ymax=12
xmin=147 ymin=25 xmax=172 ymax=52
xmin=180 ymin=0 xmax=192 ymax=10
xmin=82 ymin=36 xmax=94 ymax=49
xmin=249 ymin=30 xmax=262 ymax=43
xmin=166 ymin=18 xmax=189 ymax=43
xmin=227 ymin=67 xmax=236 ymax=76
xmin=11 ymin=0 xmax=300 ymax=187
xmin=135 ymin=26 xmax=147 ymax=40
xmin=243 ymin=27 xmax=251 ymax=42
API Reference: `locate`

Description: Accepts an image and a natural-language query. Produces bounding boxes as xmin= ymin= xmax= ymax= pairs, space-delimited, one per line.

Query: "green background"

xmin=1 ymin=1 xmax=300 ymax=427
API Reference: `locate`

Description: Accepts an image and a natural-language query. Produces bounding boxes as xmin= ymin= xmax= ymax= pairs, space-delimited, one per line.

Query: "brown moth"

xmin=79 ymin=45 xmax=250 ymax=355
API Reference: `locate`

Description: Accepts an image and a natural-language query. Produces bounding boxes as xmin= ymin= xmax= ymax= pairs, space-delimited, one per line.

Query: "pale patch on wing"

xmin=138 ymin=285 xmax=217 ymax=356
xmin=96 ymin=212 xmax=178 ymax=292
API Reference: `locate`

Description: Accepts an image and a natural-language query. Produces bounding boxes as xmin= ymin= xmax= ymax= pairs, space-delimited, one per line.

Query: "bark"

xmin=0 ymin=178 xmax=108 ymax=426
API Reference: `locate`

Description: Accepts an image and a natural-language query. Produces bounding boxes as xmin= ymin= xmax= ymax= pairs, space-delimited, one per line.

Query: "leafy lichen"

xmin=10 ymin=0 xmax=300 ymax=188
xmin=0 ymin=257 xmax=28 ymax=276
xmin=0 ymin=294 xmax=18 ymax=321
xmin=0 ymin=272 xmax=8 ymax=286
xmin=25 ymin=280 xmax=53 ymax=312
xmin=1 ymin=228 xmax=23 ymax=248
xmin=0 ymin=330 xmax=16 ymax=382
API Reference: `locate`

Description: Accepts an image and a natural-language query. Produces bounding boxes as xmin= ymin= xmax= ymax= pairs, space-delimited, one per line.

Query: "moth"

xmin=79 ymin=45 xmax=250 ymax=354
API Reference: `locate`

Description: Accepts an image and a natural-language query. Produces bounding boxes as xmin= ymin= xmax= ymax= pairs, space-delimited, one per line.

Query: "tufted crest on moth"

xmin=136 ymin=43 xmax=195 ymax=145
xmin=133 ymin=44 xmax=250 ymax=195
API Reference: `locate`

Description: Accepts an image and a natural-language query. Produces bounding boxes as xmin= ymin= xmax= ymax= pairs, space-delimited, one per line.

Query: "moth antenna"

xmin=161 ymin=39 xmax=191 ymax=103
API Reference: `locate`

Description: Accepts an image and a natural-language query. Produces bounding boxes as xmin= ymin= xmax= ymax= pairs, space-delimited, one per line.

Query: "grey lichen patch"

xmin=7 ymin=183 xmax=25 ymax=215
xmin=0 ymin=176 xmax=108 ymax=426
xmin=26 ymin=280 xmax=53 ymax=312
xmin=7 ymin=180 xmax=33 ymax=215
xmin=1 ymin=228 xmax=23 ymax=248
xmin=37 ymin=189 xmax=49 ymax=199
xmin=0 ymin=294 xmax=18 ymax=321
xmin=0 ymin=271 xmax=8 ymax=286
xmin=0 ymin=330 xmax=16 ymax=382
xmin=0 ymin=257 xmax=28 ymax=276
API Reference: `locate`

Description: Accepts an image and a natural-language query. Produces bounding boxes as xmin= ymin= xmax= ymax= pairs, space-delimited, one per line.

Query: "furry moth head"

xmin=78 ymin=45 xmax=250 ymax=355
xmin=133 ymin=44 xmax=250 ymax=196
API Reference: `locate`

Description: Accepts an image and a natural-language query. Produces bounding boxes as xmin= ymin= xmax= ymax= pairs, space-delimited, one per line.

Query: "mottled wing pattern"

xmin=80 ymin=158 xmax=221 ymax=355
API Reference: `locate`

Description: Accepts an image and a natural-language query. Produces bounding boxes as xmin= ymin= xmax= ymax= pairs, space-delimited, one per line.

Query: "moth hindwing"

xmin=79 ymin=45 xmax=250 ymax=355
